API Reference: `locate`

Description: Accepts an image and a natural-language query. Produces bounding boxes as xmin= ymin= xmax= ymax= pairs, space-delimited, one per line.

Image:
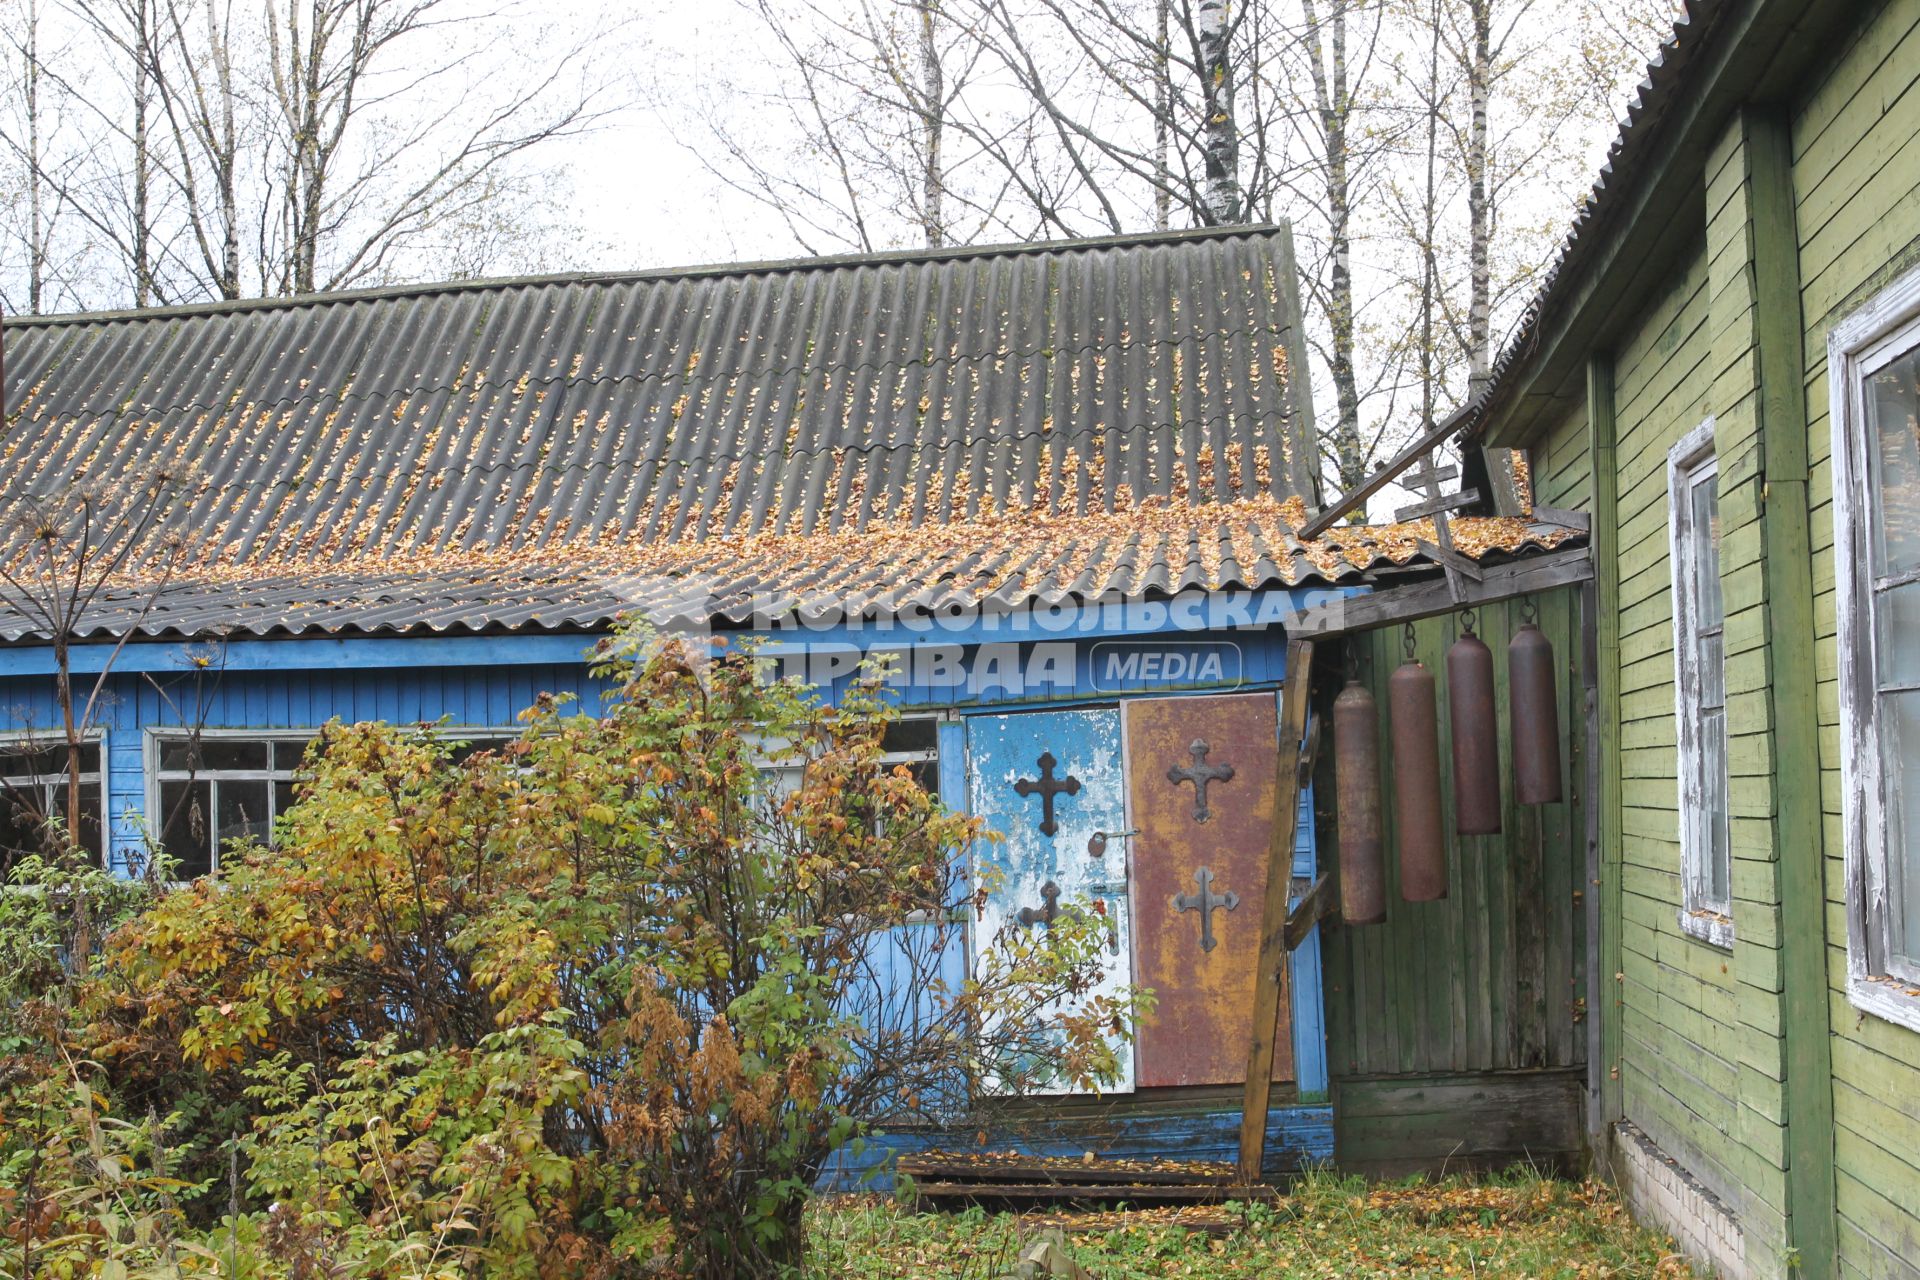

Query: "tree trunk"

xmin=132 ymin=0 xmax=154 ymax=307
xmin=25 ymin=0 xmax=45 ymax=315
xmin=1153 ymin=0 xmax=1171 ymax=231
xmin=1466 ymin=0 xmax=1492 ymax=398
xmin=917 ymin=0 xmax=945 ymax=247
xmin=1194 ymin=0 xmax=1237 ymax=224
xmin=1303 ymin=0 xmax=1361 ymax=497
xmin=1418 ymin=0 xmax=1440 ymax=431
xmin=213 ymin=0 xmax=241 ymax=299
xmin=53 ymin=635 xmax=92 ymax=973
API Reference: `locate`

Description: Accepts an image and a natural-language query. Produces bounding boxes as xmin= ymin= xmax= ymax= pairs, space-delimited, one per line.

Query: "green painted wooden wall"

xmin=1796 ymin=1 xmax=1920 ymax=1270
xmin=1512 ymin=6 xmax=1920 ymax=1268
xmin=1319 ymin=587 xmax=1588 ymax=1176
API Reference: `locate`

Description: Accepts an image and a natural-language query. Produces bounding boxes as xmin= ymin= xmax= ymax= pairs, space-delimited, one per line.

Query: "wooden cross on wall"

xmin=1394 ymin=450 xmax=1484 ymax=598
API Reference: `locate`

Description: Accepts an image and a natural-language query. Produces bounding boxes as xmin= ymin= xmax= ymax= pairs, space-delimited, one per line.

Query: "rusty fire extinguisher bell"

xmin=1447 ymin=615 xmax=1503 ymax=836
xmin=1388 ymin=628 xmax=1448 ymax=902
xmin=1508 ymin=604 xmax=1564 ymax=805
xmin=1334 ymin=675 xmax=1386 ymax=925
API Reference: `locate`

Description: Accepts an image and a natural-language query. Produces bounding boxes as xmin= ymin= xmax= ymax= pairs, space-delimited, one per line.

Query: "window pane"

xmin=1692 ymin=472 xmax=1724 ymax=630
xmin=273 ymin=739 xmax=314 ymax=771
xmin=158 ymin=778 xmax=211 ymax=879
xmin=0 ymin=782 xmax=55 ymax=870
xmin=1702 ymin=707 xmax=1730 ymax=910
xmin=1877 ymin=580 xmax=1920 ymax=691
xmin=78 ymin=786 xmax=104 ymax=865
xmin=214 ymin=779 xmax=272 ymax=853
xmin=274 ymin=780 xmax=297 ymax=830
xmin=0 ymin=741 xmax=78 ymax=779
xmin=1866 ymin=344 xmax=1920 ymax=580
xmin=158 ymin=738 xmax=199 ymax=772
xmin=1888 ymin=690 xmax=1920 ymax=974
xmin=883 ymin=719 xmax=939 ymax=755
xmin=200 ymin=740 xmax=270 ymax=772
xmin=909 ymin=759 xmax=940 ymax=800
xmin=446 ymin=735 xmax=508 ymax=765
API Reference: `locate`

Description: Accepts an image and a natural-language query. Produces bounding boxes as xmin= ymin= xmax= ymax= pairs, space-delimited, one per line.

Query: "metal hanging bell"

xmin=1334 ymin=675 xmax=1386 ymax=925
xmin=1447 ymin=619 xmax=1503 ymax=835
xmin=1509 ymin=616 xmax=1564 ymax=805
xmin=1389 ymin=639 xmax=1448 ymax=902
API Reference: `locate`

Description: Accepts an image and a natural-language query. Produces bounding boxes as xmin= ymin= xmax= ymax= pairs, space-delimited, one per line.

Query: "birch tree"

xmin=1194 ymin=0 xmax=1236 ymax=221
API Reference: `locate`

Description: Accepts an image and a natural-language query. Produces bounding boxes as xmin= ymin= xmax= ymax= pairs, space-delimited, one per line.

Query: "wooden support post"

xmin=1745 ymin=105 xmax=1837 ymax=1277
xmin=1586 ymin=354 xmax=1625 ymax=1146
xmin=1237 ymin=637 xmax=1315 ymax=1184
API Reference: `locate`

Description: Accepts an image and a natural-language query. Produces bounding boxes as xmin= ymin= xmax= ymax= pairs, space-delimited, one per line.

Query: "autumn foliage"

xmin=0 ymin=635 xmax=1140 ymax=1278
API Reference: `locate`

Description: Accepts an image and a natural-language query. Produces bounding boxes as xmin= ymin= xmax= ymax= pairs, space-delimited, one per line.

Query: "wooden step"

xmin=898 ymin=1151 xmax=1242 ymax=1187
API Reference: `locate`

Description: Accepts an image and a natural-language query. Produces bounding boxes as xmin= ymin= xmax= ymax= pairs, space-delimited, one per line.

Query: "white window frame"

xmin=0 ymin=730 xmax=110 ymax=866
xmin=145 ymin=725 xmax=518 ymax=877
xmin=1667 ymin=419 xmax=1733 ymax=948
xmin=1831 ymin=259 xmax=1920 ymax=1032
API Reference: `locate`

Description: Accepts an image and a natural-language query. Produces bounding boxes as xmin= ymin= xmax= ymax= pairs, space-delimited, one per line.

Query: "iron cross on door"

xmin=966 ymin=706 xmax=1135 ymax=1095
xmin=1168 ymin=739 xmax=1235 ymax=822
xmin=1123 ymin=691 xmax=1296 ymax=1089
xmin=1173 ymin=866 xmax=1239 ymax=952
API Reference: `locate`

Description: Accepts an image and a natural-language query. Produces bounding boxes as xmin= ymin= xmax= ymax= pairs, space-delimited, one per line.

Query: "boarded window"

xmin=1668 ymin=421 xmax=1731 ymax=946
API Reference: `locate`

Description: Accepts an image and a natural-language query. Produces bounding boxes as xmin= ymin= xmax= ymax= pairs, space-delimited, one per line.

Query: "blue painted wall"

xmin=0 ymin=606 xmax=1333 ymax=1161
xmin=0 ymin=657 xmax=613 ymax=870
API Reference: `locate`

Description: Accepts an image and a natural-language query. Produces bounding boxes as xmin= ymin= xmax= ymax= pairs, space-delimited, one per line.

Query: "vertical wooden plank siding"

xmin=1587 ymin=353 xmax=1625 ymax=1141
xmin=1323 ymin=594 xmax=1586 ymax=1077
xmin=1318 ymin=592 xmax=1588 ymax=1173
xmin=1744 ymin=104 xmax=1839 ymax=1279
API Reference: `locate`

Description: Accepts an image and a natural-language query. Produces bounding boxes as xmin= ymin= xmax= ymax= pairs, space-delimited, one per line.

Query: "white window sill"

xmin=1677 ymin=908 xmax=1734 ymax=950
xmin=1848 ymin=973 xmax=1920 ymax=1036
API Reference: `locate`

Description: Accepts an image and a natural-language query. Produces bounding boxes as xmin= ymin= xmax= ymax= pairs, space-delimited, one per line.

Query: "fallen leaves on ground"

xmin=806 ymin=1170 xmax=1697 ymax=1278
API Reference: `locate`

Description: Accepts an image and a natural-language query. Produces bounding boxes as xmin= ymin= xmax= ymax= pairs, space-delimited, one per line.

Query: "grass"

xmin=805 ymin=1168 xmax=1697 ymax=1278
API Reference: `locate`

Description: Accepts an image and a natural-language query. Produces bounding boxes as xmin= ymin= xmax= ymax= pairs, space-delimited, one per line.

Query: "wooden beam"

xmin=1282 ymin=872 xmax=1337 ymax=953
xmin=1746 ymin=105 xmax=1836 ymax=1277
xmin=1284 ymin=546 xmax=1592 ymax=638
xmin=1413 ymin=540 xmax=1487 ymax=584
xmin=1587 ymin=354 xmax=1625 ymax=1153
xmin=1237 ymin=638 xmax=1315 ymax=1184
xmin=1527 ymin=504 xmax=1590 ymax=532
xmin=1299 ymin=406 xmax=1474 ymax=539
xmin=1393 ymin=488 xmax=1482 ymax=523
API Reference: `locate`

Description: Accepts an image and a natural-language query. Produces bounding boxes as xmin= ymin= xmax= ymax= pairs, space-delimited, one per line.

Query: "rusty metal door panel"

xmin=1125 ymin=692 xmax=1294 ymax=1088
xmin=967 ymin=707 xmax=1135 ymax=1095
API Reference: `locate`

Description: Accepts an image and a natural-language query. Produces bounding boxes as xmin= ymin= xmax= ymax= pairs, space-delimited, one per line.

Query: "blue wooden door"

xmin=967 ymin=707 xmax=1135 ymax=1095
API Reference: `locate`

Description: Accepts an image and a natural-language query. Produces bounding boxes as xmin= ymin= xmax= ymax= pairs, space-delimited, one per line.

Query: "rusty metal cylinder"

xmin=1447 ymin=629 xmax=1503 ymax=835
xmin=1388 ymin=659 xmax=1448 ymax=902
xmin=1333 ymin=676 xmax=1386 ymax=925
xmin=1508 ymin=622 xmax=1564 ymax=805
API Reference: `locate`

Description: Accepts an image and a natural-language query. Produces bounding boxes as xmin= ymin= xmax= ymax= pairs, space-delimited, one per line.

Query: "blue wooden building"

xmin=0 ymin=226 xmax=1586 ymax=1182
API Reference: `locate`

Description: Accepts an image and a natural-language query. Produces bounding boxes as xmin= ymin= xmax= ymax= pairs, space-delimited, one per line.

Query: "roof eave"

xmin=1476 ymin=0 xmax=1865 ymax=450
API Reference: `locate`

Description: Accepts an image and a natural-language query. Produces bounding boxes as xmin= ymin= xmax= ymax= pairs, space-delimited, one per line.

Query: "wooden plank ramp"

xmin=898 ymin=1151 xmax=1279 ymax=1211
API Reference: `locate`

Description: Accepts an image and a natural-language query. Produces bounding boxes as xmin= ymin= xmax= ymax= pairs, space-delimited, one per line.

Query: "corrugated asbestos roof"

xmin=0 ymin=225 xmax=1572 ymax=642
xmin=0 ymin=507 xmax=1583 ymax=641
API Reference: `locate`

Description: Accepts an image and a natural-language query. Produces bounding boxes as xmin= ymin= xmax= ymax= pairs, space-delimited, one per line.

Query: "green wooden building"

xmin=1438 ymin=0 xmax=1920 ymax=1273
